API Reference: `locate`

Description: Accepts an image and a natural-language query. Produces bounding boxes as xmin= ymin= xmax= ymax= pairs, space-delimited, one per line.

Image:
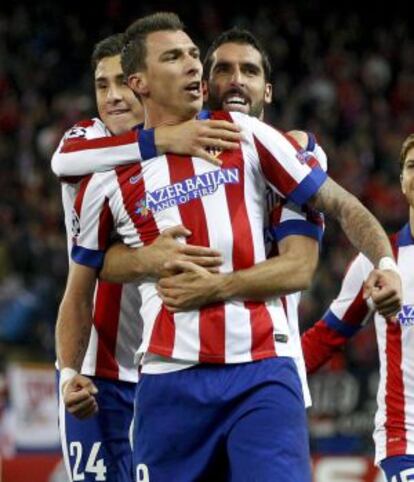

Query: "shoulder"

xmin=62 ymin=117 xmax=109 ymax=141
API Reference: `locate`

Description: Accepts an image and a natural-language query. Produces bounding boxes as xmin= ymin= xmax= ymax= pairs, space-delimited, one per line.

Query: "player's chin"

xmin=181 ymin=98 xmax=203 ymax=117
xmin=106 ymin=113 xmax=135 ymax=135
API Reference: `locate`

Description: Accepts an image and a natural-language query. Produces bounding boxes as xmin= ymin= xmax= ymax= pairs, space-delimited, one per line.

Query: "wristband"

xmin=59 ymin=367 xmax=78 ymax=396
xmin=138 ymin=128 xmax=157 ymax=160
xmin=378 ymin=256 xmax=399 ymax=274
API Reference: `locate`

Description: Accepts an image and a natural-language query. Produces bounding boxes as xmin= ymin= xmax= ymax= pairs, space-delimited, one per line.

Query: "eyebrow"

xmin=95 ymin=74 xmax=124 ymax=82
xmin=159 ymin=46 xmax=200 ymax=59
xmin=213 ymin=60 xmax=262 ymax=71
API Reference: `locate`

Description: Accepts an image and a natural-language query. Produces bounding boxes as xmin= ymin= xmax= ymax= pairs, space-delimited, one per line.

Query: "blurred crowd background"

xmin=0 ymin=0 xmax=412 ymax=458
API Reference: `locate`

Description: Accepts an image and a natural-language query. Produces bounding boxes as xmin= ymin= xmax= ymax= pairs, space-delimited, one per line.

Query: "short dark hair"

xmin=122 ymin=12 xmax=184 ymax=77
xmin=400 ymin=133 xmax=414 ymax=171
xmin=91 ymin=33 xmax=125 ymax=72
xmin=203 ymin=27 xmax=272 ymax=82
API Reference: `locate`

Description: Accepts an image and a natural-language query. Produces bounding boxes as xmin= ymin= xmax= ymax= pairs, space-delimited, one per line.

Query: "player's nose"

xmin=107 ymin=84 xmax=123 ymax=102
xmin=230 ymin=68 xmax=244 ymax=85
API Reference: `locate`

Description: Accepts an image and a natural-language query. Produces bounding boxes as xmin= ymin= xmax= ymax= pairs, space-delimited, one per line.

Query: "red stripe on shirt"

xmin=73 ymin=175 xmax=92 ymax=217
xmin=342 ymin=287 xmax=370 ymax=328
xmin=165 ymin=154 xmax=225 ymax=363
xmin=301 ymin=320 xmax=348 ymax=374
xmin=116 ymin=164 xmax=159 ymax=246
xmin=254 ymin=136 xmax=298 ymax=198
xmin=98 ymin=198 xmax=114 ymax=251
xmin=223 ymin=148 xmax=276 ymax=359
xmin=93 ymin=281 xmax=122 ymax=379
xmin=245 ymin=301 xmax=277 ymax=360
xmin=60 ymin=131 xmax=137 ymax=153
xmin=385 ymin=320 xmax=407 ymax=457
xmin=148 ymin=307 xmax=175 ymax=358
xmin=74 ymin=119 xmax=94 ymax=129
xmin=385 ymin=233 xmax=406 ymax=457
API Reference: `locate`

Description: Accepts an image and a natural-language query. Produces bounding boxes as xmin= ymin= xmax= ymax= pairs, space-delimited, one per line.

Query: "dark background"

xmin=0 ymin=0 xmax=412 ymax=455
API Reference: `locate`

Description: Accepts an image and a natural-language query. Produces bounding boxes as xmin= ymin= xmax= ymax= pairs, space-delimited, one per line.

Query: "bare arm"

xmin=217 ymin=234 xmax=319 ymax=300
xmin=56 ymin=263 xmax=96 ymax=371
xmin=99 ymin=225 xmax=223 ymax=283
xmin=52 ymin=120 xmax=242 ymax=176
xmin=157 ymin=234 xmax=319 ymax=312
xmin=55 ymin=263 xmax=99 ymax=419
xmin=310 ymin=177 xmax=393 ymax=266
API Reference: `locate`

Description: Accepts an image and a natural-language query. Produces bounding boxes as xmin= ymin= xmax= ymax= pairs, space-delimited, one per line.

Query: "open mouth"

xmin=184 ymin=81 xmax=202 ymax=96
xmin=222 ymin=90 xmax=250 ymax=111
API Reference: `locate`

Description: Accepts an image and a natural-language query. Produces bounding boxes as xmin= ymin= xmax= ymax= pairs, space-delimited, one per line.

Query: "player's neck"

xmin=142 ymin=100 xmax=198 ymax=129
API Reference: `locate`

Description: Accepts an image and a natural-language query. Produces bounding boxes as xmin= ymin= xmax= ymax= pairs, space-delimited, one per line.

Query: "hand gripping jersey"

xmin=302 ymin=224 xmax=414 ymax=464
xmin=71 ymin=110 xmax=327 ymax=368
xmin=55 ymin=118 xmax=143 ymax=382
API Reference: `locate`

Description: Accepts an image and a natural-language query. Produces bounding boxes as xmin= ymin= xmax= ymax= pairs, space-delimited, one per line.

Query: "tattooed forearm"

xmin=309 ymin=177 xmax=393 ymax=266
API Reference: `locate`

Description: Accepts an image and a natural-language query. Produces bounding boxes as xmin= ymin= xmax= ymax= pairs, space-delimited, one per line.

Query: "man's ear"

xmin=264 ymin=82 xmax=272 ymax=104
xmin=401 ymin=173 xmax=406 ymax=194
xmin=202 ymin=80 xmax=209 ymax=102
xmin=128 ymin=73 xmax=149 ymax=97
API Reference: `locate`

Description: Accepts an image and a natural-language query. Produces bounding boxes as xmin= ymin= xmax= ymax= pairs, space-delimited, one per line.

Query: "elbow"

xmin=51 ymin=154 xmax=62 ymax=177
xmin=291 ymin=260 xmax=317 ymax=292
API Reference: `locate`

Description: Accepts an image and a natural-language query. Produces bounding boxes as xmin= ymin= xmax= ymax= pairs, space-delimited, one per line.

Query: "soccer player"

xmin=62 ymin=13 xmax=402 ymax=481
xmin=55 ymin=33 xmax=228 ymax=482
xmin=301 ymin=133 xmax=414 ymax=481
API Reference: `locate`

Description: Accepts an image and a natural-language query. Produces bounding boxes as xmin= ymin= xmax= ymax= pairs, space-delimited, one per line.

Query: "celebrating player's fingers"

xmin=64 ymin=387 xmax=94 ymax=407
xmin=204 ymin=130 xmax=242 ymax=144
xmin=181 ymin=255 xmax=222 ymax=268
xmin=69 ymin=399 xmax=98 ymax=419
xmin=363 ymin=270 xmax=380 ymax=299
xmin=205 ymin=119 xmax=242 ymax=133
xmin=375 ymin=296 xmax=402 ymax=317
xmin=164 ymin=260 xmax=209 ymax=275
xmin=198 ymin=138 xmax=240 ymax=151
xmin=179 ymin=244 xmax=222 ymax=258
xmin=161 ymin=225 xmax=192 ymax=239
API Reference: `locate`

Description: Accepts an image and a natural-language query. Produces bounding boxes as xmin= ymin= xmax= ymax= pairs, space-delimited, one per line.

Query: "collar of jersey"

xmin=197 ymin=110 xmax=211 ymax=120
xmin=398 ymin=223 xmax=414 ymax=247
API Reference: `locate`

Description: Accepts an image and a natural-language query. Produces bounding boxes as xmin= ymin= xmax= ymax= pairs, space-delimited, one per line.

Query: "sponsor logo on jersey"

xmin=135 ymin=168 xmax=240 ymax=215
xmin=397 ymin=305 xmax=414 ymax=327
xmin=296 ymin=149 xmax=312 ymax=164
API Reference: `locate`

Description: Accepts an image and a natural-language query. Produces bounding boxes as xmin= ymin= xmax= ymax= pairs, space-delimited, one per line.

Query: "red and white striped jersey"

xmin=268 ymin=198 xmax=325 ymax=408
xmin=302 ymin=224 xmax=414 ymax=464
xmin=266 ymin=134 xmax=326 ymax=407
xmin=56 ymin=118 xmax=143 ymax=383
xmin=52 ymin=117 xmax=143 ymax=178
xmin=71 ymin=110 xmax=327 ymax=366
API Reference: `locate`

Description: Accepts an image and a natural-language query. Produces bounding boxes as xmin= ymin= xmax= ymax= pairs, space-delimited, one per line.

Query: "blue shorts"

xmin=380 ymin=455 xmax=414 ymax=481
xmin=57 ymin=372 xmax=136 ymax=482
xmin=133 ymin=357 xmax=311 ymax=482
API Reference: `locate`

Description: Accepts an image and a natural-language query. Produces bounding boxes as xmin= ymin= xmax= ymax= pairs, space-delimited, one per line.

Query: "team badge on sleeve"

xmin=71 ymin=208 xmax=81 ymax=238
xmin=64 ymin=125 xmax=87 ymax=140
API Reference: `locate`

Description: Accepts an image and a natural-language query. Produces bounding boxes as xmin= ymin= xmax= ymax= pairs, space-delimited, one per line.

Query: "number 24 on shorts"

xmin=69 ymin=441 xmax=107 ymax=481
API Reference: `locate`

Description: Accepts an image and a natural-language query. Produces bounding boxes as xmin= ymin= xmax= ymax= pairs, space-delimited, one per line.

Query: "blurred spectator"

xmin=0 ymin=0 xmax=412 ymax=455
